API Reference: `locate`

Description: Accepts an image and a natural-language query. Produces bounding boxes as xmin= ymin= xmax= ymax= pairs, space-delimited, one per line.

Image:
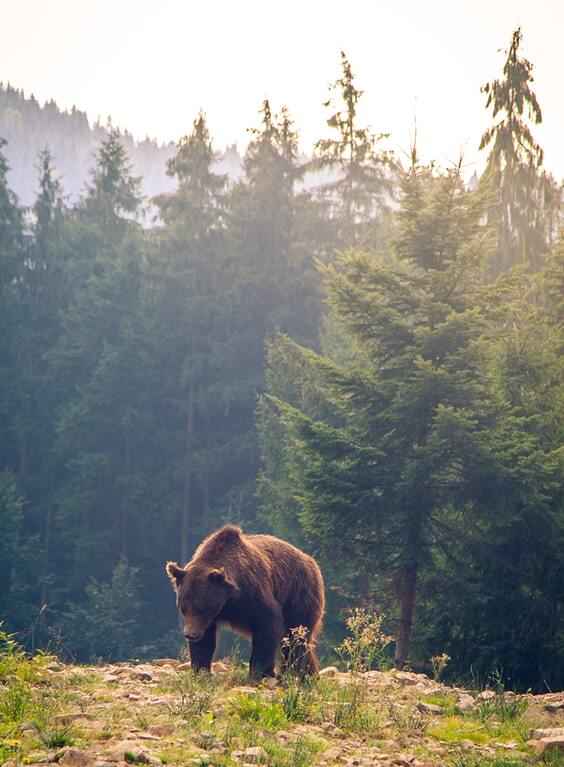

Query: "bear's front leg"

xmin=189 ymin=623 xmax=217 ymax=672
xmin=249 ymin=610 xmax=284 ymax=680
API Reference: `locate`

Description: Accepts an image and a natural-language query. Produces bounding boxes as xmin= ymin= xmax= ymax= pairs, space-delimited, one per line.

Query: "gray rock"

xmin=19 ymin=721 xmax=38 ymax=732
xmin=59 ymin=749 xmax=95 ymax=767
xmin=243 ymin=746 xmax=268 ymax=763
xmin=123 ymin=666 xmax=153 ymax=682
xmin=27 ymin=752 xmax=51 ymax=764
xmin=54 ymin=712 xmax=94 ymax=723
xmin=363 ymin=670 xmax=393 ymax=686
xmin=456 ymin=694 xmax=476 ymax=713
xmin=111 ymin=742 xmax=161 ymax=765
xmin=416 ymin=702 xmax=443 ymax=715
xmin=530 ymin=727 xmax=564 ymax=739
xmin=526 ymin=736 xmax=564 ymax=757
xmin=320 ymin=721 xmax=345 ymax=738
xmin=477 ymin=690 xmax=496 ymax=701
xmin=460 ymin=740 xmax=476 ymax=749
xmin=319 ymin=666 xmax=338 ymax=678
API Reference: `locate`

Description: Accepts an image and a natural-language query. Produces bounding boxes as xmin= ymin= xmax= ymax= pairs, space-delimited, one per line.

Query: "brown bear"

xmin=165 ymin=525 xmax=324 ymax=679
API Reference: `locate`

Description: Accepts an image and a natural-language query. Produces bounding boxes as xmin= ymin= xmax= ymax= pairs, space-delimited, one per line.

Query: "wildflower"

xmin=336 ymin=608 xmax=394 ymax=673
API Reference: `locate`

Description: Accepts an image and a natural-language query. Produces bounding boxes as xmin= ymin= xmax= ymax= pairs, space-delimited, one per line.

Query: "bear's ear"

xmin=208 ymin=567 xmax=235 ymax=589
xmin=166 ymin=561 xmax=186 ymax=589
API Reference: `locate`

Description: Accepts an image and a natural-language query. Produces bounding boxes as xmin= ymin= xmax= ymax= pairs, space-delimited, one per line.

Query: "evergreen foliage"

xmin=313 ymin=52 xmax=394 ymax=250
xmin=479 ymin=28 xmax=562 ymax=274
xmin=0 ymin=44 xmax=561 ymax=686
xmin=260 ymin=158 xmax=563 ymax=688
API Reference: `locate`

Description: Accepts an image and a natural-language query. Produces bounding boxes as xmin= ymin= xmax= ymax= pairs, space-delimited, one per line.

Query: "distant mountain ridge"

xmin=0 ymin=83 xmax=243 ymax=206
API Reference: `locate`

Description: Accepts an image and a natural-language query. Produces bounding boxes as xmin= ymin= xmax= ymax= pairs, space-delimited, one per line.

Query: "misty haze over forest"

xmin=0 ymin=84 xmax=246 ymax=205
xmin=0 ymin=28 xmax=562 ymax=696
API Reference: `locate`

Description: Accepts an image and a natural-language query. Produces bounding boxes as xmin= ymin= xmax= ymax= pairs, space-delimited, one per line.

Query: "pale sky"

xmin=2 ymin=0 xmax=563 ymax=178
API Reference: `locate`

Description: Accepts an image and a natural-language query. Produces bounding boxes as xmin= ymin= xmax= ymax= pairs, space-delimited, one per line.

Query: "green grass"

xmin=222 ymin=715 xmax=322 ymax=767
xmin=423 ymin=692 xmax=459 ymax=715
xmin=473 ymin=694 xmax=528 ymax=724
xmin=167 ymin=670 xmax=220 ymax=722
xmin=125 ymin=751 xmax=147 ymax=764
xmin=279 ymin=677 xmax=319 ymax=723
xmin=429 ymin=714 xmax=529 ymax=747
xmin=0 ymin=678 xmax=35 ymax=722
xmin=230 ymin=691 xmax=288 ymax=729
xmin=263 ymin=735 xmax=322 ymax=767
xmin=429 ymin=716 xmax=494 ymax=745
xmin=538 ymin=750 xmax=564 ymax=767
xmin=39 ymin=727 xmax=76 ymax=748
xmin=0 ymin=636 xmax=70 ymax=764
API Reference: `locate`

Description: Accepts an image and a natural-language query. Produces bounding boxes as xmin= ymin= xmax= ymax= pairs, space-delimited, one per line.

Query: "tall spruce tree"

xmin=49 ymin=130 xmax=147 ymax=625
xmin=149 ymin=112 xmax=229 ymax=562
xmin=0 ymin=141 xmax=34 ymax=632
xmin=0 ymin=138 xmax=26 ymax=476
xmin=229 ymin=100 xmax=321 ymax=343
xmin=261 ymin=159 xmax=496 ymax=667
xmin=220 ymin=101 xmax=322 ymax=532
xmin=20 ymin=151 xmax=66 ymax=624
xmin=480 ymin=28 xmax=561 ymax=274
xmin=420 ymin=253 xmax=564 ymax=689
xmin=313 ymin=52 xmax=393 ymax=251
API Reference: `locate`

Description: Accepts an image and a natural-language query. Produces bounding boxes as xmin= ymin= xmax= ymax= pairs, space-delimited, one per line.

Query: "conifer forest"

xmin=0 ymin=30 xmax=562 ymax=692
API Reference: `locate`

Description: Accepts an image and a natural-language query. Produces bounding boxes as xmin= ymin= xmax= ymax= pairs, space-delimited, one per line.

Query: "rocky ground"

xmin=1 ymin=656 xmax=563 ymax=767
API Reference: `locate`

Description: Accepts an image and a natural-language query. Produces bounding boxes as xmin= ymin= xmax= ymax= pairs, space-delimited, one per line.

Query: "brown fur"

xmin=166 ymin=525 xmax=324 ymax=679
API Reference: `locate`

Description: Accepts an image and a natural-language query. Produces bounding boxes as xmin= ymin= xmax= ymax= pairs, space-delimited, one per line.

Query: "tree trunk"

xmin=394 ymin=561 xmax=418 ymax=669
xmin=122 ymin=423 xmax=130 ymax=557
xmin=40 ymin=488 xmax=53 ymax=618
xmin=356 ymin=568 xmax=370 ymax=608
xmin=181 ymin=385 xmax=194 ymax=563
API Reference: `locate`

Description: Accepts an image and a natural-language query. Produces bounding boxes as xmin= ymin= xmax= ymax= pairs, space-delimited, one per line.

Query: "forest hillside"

xmin=0 ymin=84 xmax=244 ymax=205
xmin=0 ymin=31 xmax=562 ymax=694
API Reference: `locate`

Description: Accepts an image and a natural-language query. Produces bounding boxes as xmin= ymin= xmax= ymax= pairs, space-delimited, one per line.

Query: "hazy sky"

xmin=2 ymin=0 xmax=563 ymax=177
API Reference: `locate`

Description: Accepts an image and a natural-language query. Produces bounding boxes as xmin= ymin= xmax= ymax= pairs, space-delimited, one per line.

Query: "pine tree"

xmin=0 ymin=138 xmax=25 ymax=475
xmin=20 ymin=151 xmax=66 ymax=622
xmin=262 ymin=159 xmax=496 ymax=667
xmin=83 ymin=127 xmax=141 ymax=223
xmin=479 ymin=28 xmax=561 ymax=274
xmin=60 ymin=557 xmax=142 ymax=661
xmin=421 ymin=253 xmax=564 ymax=689
xmin=230 ymin=100 xmax=321 ymax=343
xmin=214 ymin=101 xmax=324 ymax=536
xmin=50 ymin=130 xmax=147 ymax=604
xmin=313 ymin=52 xmax=393 ymax=250
xmin=150 ymin=112 xmax=229 ymax=561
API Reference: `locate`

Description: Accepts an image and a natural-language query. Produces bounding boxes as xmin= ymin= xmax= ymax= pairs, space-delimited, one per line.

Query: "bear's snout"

xmin=183 ymin=618 xmax=206 ymax=643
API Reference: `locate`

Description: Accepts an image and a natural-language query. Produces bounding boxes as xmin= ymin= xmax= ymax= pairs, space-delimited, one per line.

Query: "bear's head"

xmin=166 ymin=562 xmax=236 ymax=642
